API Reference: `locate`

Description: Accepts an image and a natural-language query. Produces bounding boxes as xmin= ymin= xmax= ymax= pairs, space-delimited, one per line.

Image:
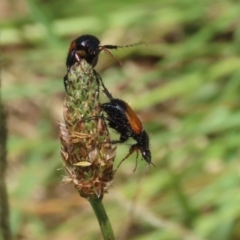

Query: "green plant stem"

xmin=88 ymin=196 xmax=115 ymax=240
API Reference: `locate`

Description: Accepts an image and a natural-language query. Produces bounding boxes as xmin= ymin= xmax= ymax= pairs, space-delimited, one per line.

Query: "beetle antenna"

xmin=102 ymin=41 xmax=145 ymax=50
xmin=150 ymin=162 xmax=155 ymax=167
xmin=99 ymin=42 xmax=145 ymax=66
xmin=100 ymin=47 xmax=122 ymax=66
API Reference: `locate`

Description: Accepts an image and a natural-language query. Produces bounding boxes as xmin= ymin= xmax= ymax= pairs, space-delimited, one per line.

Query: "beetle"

xmin=64 ymin=34 xmax=143 ymax=92
xmin=66 ymin=34 xmax=142 ymax=69
xmin=100 ymin=88 xmax=153 ymax=171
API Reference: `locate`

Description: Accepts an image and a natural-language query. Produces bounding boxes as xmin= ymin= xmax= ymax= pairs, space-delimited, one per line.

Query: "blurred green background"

xmin=2 ymin=0 xmax=240 ymax=239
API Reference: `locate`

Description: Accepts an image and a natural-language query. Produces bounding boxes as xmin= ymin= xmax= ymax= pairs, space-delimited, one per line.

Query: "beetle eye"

xmin=142 ymin=150 xmax=151 ymax=162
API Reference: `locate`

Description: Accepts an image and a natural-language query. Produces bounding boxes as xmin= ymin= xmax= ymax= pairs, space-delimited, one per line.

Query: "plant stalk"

xmin=88 ymin=196 xmax=115 ymax=240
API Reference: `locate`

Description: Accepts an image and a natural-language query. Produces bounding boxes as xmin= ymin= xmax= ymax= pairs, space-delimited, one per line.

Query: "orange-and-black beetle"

xmin=66 ymin=34 xmax=142 ymax=69
xmin=101 ymin=89 xmax=153 ymax=171
xmin=64 ymin=34 xmax=143 ymax=92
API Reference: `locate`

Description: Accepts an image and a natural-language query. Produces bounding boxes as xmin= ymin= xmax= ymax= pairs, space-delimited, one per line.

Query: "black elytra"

xmin=101 ymin=88 xmax=153 ymax=170
xmin=63 ymin=34 xmax=143 ymax=92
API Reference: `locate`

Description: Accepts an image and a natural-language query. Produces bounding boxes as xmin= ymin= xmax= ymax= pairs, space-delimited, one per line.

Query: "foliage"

xmin=2 ymin=0 xmax=240 ymax=239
